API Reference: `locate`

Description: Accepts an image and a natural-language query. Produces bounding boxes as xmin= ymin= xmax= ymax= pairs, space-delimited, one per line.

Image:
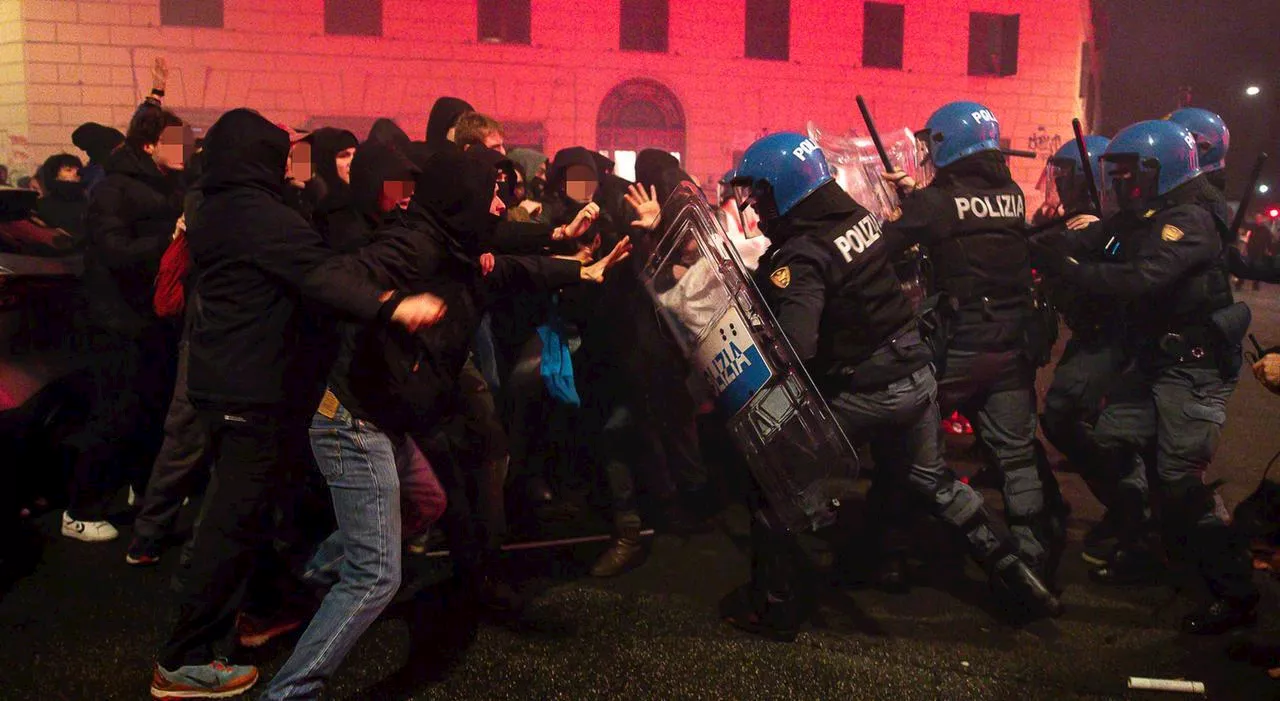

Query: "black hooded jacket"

xmin=302 ymin=128 xmax=358 ymax=237
xmin=83 ymin=144 xmax=184 ymax=336
xmin=337 ymin=149 xmax=582 ymax=430
xmin=635 ymin=149 xmax=680 ymax=192
xmin=186 ymin=108 xmax=398 ymax=408
xmin=366 ymin=118 xmax=413 ymax=157
xmin=425 ymin=96 xmax=474 ymax=152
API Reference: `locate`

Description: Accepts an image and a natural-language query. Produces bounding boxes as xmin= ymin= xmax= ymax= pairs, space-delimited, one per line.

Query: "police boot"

xmin=1181 ymin=522 xmax=1259 ymax=635
xmin=590 ymin=520 xmax=646 ymax=578
xmin=991 ymin=559 xmax=1064 ymax=620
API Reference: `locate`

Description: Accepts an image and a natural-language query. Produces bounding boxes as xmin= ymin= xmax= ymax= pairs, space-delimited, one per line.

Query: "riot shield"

xmin=808 ymin=123 xmax=934 ymax=220
xmin=642 ymin=183 xmax=859 ymax=532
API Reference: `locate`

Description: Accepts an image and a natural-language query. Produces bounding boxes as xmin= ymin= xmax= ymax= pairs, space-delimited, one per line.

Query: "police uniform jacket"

xmin=756 ymin=181 xmax=928 ymax=390
xmin=884 ymin=153 xmax=1033 ymax=352
xmin=1054 ymin=197 xmax=1234 ymax=369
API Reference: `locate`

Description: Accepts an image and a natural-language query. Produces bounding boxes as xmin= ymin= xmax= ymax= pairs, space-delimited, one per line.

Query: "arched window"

xmin=596 ymin=78 xmax=685 ymax=181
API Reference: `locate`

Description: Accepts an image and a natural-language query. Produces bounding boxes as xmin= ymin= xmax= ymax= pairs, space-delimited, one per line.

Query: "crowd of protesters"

xmin=4 ymin=58 xmax=738 ymax=699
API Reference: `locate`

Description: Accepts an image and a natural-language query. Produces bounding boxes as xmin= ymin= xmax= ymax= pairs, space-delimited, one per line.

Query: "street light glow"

xmin=1246 ymin=86 xmax=1262 ymax=96
xmin=1261 ymin=184 xmax=1271 ymax=194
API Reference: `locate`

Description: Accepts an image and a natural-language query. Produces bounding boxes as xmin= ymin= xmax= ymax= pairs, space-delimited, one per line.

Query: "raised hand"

xmin=151 ymin=57 xmax=169 ymax=94
xmin=624 ymin=183 xmax=661 ymax=231
xmin=581 ymin=236 xmax=634 ymax=283
xmin=561 ymin=202 xmax=600 ymax=240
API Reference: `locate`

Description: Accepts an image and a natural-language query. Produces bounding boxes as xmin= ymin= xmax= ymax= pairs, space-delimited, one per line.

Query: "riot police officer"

xmin=1033 ymin=137 xmax=1136 ymax=564
xmin=1040 ymin=120 xmax=1258 ymax=634
xmin=882 ymin=102 xmax=1068 ymax=582
xmin=719 ymin=133 xmax=1061 ymax=641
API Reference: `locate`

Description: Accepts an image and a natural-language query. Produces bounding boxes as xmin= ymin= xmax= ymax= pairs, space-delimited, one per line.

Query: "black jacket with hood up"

xmin=340 ymin=148 xmax=582 ymax=431
xmin=186 ymin=108 xmax=399 ymax=409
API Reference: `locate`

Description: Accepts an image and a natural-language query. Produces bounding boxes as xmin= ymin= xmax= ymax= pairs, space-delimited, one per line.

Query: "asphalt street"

xmin=3 ymin=286 xmax=1280 ymax=701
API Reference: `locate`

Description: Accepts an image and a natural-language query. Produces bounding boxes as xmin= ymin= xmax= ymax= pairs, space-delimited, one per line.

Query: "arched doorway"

xmin=596 ymin=78 xmax=686 ymax=182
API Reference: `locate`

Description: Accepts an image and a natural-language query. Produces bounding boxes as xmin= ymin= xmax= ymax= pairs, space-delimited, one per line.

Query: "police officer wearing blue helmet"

xmin=1031 ymin=136 xmax=1140 ymax=564
xmin=883 ymin=102 xmax=1069 ymax=586
xmin=1039 ymin=119 xmax=1258 ymax=634
xmin=719 ymin=132 xmax=1061 ymax=641
xmin=1167 ymin=108 xmax=1237 ymax=246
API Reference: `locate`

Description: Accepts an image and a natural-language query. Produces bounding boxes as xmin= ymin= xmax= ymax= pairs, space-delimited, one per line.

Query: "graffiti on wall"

xmin=1027 ymin=126 xmax=1063 ymax=158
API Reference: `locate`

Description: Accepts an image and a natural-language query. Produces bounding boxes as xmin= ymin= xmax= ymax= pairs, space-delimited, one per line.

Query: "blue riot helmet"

xmin=918 ymin=101 xmax=1002 ymax=169
xmin=1044 ymin=135 xmax=1110 ymax=211
xmin=1167 ymin=107 xmax=1229 ymax=173
xmin=1099 ymin=120 xmax=1201 ymax=214
xmin=731 ymin=132 xmax=834 ymax=227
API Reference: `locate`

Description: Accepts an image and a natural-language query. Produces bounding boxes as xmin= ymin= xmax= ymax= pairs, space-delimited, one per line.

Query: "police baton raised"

xmin=1231 ymin=152 xmax=1270 ymax=236
xmin=855 ymin=95 xmax=895 ymax=173
xmin=1072 ymin=118 xmax=1103 ymax=215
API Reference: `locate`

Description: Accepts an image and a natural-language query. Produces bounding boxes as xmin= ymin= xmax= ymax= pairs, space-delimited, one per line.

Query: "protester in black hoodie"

xmin=345 ymin=148 xmax=630 ymax=610
xmin=425 ymin=96 xmax=474 ymax=153
xmin=63 ymin=100 xmax=186 ymax=544
xmin=72 ymin=121 xmax=125 ymax=194
xmin=150 ymin=108 xmax=447 ymax=700
xmin=299 ymin=128 xmax=358 ymax=242
xmin=34 ymin=153 xmax=88 ymax=242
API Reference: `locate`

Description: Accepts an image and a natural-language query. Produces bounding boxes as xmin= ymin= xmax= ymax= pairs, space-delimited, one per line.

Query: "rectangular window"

xmin=862 ymin=3 xmax=904 ymax=70
xmin=325 ymin=0 xmax=383 ymax=37
xmin=478 ymin=0 xmax=532 ymax=45
xmin=620 ymin=0 xmax=669 ymax=53
xmin=968 ymin=12 xmax=1019 ymax=77
xmin=160 ymin=0 xmax=223 ymax=28
xmin=745 ymin=0 xmax=790 ymax=61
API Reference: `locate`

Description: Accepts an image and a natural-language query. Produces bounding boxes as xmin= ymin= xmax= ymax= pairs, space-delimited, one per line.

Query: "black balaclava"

xmin=38 ymin=153 xmax=86 ymax=201
xmin=71 ymin=122 xmax=124 ymax=166
xmin=468 ymin=146 xmax=520 ymax=208
xmin=348 ymin=142 xmax=419 ymax=225
xmin=635 ymin=149 xmax=680 ymax=192
xmin=413 ymin=148 xmax=499 ymax=256
xmin=198 ymin=108 xmax=291 ymax=196
xmin=425 ymin=96 xmax=475 ymax=149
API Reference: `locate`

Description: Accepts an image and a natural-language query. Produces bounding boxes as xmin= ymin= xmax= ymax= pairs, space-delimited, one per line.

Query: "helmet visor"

xmin=1100 ymin=154 xmax=1159 ymax=216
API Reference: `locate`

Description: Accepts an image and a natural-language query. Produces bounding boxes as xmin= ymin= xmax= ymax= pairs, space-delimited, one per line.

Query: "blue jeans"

xmin=262 ymin=400 xmax=402 ymax=700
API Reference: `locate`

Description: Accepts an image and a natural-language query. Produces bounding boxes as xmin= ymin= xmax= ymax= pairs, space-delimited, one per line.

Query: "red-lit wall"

xmin=6 ymin=0 xmax=1095 ymax=206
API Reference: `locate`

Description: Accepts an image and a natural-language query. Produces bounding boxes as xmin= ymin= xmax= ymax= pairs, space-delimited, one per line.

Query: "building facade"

xmin=2 ymin=0 xmax=1099 ymax=206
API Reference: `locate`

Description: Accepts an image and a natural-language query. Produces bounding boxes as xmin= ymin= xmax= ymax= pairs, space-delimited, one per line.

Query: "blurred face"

xmin=565 ymin=164 xmax=597 ymax=204
xmin=335 ymin=146 xmax=356 ymax=184
xmin=484 ymin=132 xmax=505 ymax=154
xmin=154 ymin=126 xmax=187 ymax=170
xmin=534 ymin=162 xmax=547 ymax=180
xmin=56 ymin=166 xmax=81 ymax=183
xmin=288 ymin=142 xmax=312 ymax=183
xmin=378 ymin=179 xmax=416 ymax=213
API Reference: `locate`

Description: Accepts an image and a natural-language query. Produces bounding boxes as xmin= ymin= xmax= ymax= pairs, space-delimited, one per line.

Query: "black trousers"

xmin=159 ymin=406 xmax=294 ymax=668
xmin=68 ymin=324 xmax=176 ymax=521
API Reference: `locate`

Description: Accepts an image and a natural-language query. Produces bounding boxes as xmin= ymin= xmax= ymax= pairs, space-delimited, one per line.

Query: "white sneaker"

xmin=61 ymin=511 xmax=119 ymax=542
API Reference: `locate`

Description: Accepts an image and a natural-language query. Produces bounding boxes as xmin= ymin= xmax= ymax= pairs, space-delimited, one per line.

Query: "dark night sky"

xmin=1098 ymin=0 xmax=1280 ymax=210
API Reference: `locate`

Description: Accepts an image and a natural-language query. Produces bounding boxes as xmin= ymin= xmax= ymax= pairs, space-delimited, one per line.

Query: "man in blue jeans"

xmin=262 ymin=393 xmax=404 ymax=700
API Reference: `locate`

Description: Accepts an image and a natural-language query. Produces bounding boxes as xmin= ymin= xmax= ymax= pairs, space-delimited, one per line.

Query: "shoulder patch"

xmin=770 ymin=266 xmax=791 ymax=289
xmin=1161 ymin=224 xmax=1185 ymax=242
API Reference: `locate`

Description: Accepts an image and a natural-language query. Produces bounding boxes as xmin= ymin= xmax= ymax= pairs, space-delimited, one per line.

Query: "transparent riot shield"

xmin=642 ymin=183 xmax=859 ymax=532
xmin=808 ymin=123 xmax=934 ymax=220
